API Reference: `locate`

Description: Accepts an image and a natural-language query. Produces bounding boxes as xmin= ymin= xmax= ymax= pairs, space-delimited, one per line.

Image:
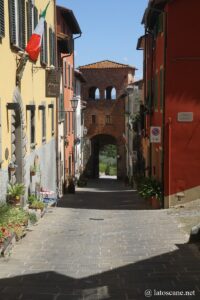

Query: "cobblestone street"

xmin=0 ymin=179 xmax=200 ymax=300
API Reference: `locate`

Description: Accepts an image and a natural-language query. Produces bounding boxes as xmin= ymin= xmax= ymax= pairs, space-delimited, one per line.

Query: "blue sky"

xmin=57 ymin=0 xmax=148 ymax=80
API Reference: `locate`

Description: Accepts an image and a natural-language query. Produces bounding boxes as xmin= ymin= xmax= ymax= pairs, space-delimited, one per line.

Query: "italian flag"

xmin=25 ymin=2 xmax=50 ymax=62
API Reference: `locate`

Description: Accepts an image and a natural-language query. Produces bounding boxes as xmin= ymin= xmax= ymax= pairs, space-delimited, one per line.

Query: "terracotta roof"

xmin=57 ymin=6 xmax=82 ymax=34
xmin=79 ymin=60 xmax=136 ymax=70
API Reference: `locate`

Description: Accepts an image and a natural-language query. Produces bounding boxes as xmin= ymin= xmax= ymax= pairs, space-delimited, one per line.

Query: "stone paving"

xmin=0 ymin=179 xmax=200 ymax=299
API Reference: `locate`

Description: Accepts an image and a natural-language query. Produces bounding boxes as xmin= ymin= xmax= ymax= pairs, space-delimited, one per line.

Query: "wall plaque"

xmin=46 ymin=69 xmax=60 ymax=97
xmin=177 ymin=112 xmax=193 ymax=122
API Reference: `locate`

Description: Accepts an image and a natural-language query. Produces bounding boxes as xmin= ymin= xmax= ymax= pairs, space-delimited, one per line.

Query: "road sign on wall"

xmin=150 ymin=126 xmax=161 ymax=143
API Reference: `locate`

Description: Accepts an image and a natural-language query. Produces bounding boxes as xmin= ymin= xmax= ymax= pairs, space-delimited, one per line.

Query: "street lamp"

xmin=70 ymin=95 xmax=79 ymax=178
xmin=70 ymin=95 xmax=79 ymax=111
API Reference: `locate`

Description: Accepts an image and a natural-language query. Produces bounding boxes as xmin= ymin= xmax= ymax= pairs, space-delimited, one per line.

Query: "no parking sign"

xmin=150 ymin=126 xmax=161 ymax=143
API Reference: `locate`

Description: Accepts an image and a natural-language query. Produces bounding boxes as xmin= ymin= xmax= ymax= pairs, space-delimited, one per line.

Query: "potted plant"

xmin=30 ymin=165 xmax=37 ymax=176
xmin=138 ymin=177 xmax=162 ymax=208
xmin=7 ymin=183 xmax=25 ymax=205
xmin=8 ymin=161 xmax=17 ymax=172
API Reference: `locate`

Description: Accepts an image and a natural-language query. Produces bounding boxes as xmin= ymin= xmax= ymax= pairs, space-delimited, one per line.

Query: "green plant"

xmin=138 ymin=177 xmax=162 ymax=201
xmin=28 ymin=195 xmax=38 ymax=205
xmin=29 ymin=200 xmax=45 ymax=210
xmin=28 ymin=212 xmax=37 ymax=224
xmin=7 ymin=183 xmax=25 ymax=198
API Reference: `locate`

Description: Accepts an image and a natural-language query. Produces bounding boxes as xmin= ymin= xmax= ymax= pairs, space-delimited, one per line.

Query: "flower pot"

xmin=151 ymin=196 xmax=161 ymax=209
xmin=30 ymin=171 xmax=36 ymax=176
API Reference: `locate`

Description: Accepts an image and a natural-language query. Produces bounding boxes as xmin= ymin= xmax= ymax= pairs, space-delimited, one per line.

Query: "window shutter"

xmin=27 ymin=0 xmax=32 ymax=41
xmin=40 ymin=35 xmax=44 ymax=64
xmin=18 ymin=0 xmax=26 ymax=49
xmin=34 ymin=6 xmax=38 ymax=28
xmin=52 ymin=31 xmax=56 ymax=66
xmin=44 ymin=21 xmax=48 ymax=64
xmin=0 ymin=0 xmax=5 ymax=38
xmin=41 ymin=21 xmax=48 ymax=65
xmin=49 ymin=27 xmax=53 ymax=65
xmin=8 ymin=0 xmax=17 ymax=45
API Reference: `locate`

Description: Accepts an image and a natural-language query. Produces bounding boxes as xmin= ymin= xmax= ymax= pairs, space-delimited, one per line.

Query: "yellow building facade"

xmin=0 ymin=0 xmax=57 ymax=202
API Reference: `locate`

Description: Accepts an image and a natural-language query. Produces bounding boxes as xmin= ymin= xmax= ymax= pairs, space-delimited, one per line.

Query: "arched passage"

xmin=84 ymin=134 xmax=119 ymax=178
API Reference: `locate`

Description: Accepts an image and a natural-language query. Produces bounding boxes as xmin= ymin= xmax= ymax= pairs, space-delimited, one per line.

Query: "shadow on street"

xmin=0 ymin=243 xmax=199 ymax=300
xmin=58 ymin=179 xmax=151 ymax=210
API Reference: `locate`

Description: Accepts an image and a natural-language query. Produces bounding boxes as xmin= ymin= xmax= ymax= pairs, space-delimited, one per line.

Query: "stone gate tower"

xmin=79 ymin=60 xmax=136 ymax=179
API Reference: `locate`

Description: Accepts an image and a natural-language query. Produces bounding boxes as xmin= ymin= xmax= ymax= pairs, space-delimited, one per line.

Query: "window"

xmin=91 ymin=115 xmax=96 ymax=124
xmin=155 ymin=13 xmax=164 ymax=36
xmin=41 ymin=107 xmax=46 ymax=141
xmin=68 ymin=156 xmax=72 ymax=175
xmin=68 ymin=64 xmax=71 ymax=88
xmin=105 ymin=115 xmax=112 ymax=125
xmin=95 ymin=88 xmax=100 ymax=100
xmin=9 ymin=0 xmax=26 ymax=49
xmin=26 ymin=0 xmax=34 ymax=41
xmin=63 ymin=61 xmax=67 ymax=86
xmin=49 ymin=27 xmax=56 ymax=66
xmin=0 ymin=0 xmax=5 ymax=38
xmin=59 ymin=94 xmax=65 ymax=121
xmin=105 ymin=87 xmax=116 ymax=100
xmin=160 ymin=68 xmax=164 ymax=111
xmin=40 ymin=20 xmax=48 ymax=65
xmin=68 ymin=111 xmax=71 ymax=133
xmin=48 ymin=104 xmax=54 ymax=135
xmin=30 ymin=109 xmax=35 ymax=145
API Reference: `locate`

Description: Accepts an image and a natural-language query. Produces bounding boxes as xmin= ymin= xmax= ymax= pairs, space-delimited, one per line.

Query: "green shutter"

xmin=44 ymin=21 xmax=48 ymax=65
xmin=40 ymin=21 xmax=48 ymax=65
xmin=34 ymin=6 xmax=38 ymax=28
xmin=0 ymin=0 xmax=5 ymax=38
xmin=18 ymin=0 xmax=26 ymax=49
xmin=49 ymin=27 xmax=53 ymax=65
xmin=27 ymin=0 xmax=32 ymax=41
xmin=52 ymin=32 xmax=56 ymax=66
xmin=154 ymin=74 xmax=158 ymax=110
xmin=160 ymin=68 xmax=164 ymax=110
xmin=8 ymin=0 xmax=17 ymax=45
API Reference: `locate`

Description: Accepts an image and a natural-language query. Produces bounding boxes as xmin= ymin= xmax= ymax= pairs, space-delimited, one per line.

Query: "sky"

xmin=57 ymin=0 xmax=148 ymax=80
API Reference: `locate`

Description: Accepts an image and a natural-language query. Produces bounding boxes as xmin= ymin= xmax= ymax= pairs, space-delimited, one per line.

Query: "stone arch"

xmin=105 ymin=86 xmax=117 ymax=100
xmin=88 ymin=86 xmax=100 ymax=100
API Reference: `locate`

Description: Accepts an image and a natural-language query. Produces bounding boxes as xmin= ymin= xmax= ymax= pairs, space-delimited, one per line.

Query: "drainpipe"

xmin=161 ymin=10 xmax=167 ymax=208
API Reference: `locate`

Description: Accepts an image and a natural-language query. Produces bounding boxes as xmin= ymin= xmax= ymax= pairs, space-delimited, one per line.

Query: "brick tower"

xmin=79 ymin=60 xmax=136 ymax=179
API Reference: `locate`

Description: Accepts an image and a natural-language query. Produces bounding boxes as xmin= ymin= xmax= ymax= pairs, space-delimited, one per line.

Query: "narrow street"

xmin=0 ymin=179 xmax=200 ymax=300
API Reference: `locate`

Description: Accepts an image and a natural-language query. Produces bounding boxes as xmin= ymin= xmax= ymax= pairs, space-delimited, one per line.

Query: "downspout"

xmin=161 ymin=9 xmax=167 ymax=208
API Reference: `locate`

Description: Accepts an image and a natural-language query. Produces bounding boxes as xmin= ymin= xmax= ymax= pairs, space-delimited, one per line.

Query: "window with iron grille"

xmin=0 ymin=0 xmax=5 ymax=38
xmin=30 ymin=109 xmax=35 ymax=145
xmin=9 ymin=0 xmax=26 ymax=50
xmin=41 ymin=108 xmax=46 ymax=141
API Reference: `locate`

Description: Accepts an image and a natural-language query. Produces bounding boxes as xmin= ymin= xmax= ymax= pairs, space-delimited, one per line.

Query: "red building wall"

xmin=164 ymin=0 xmax=200 ymax=198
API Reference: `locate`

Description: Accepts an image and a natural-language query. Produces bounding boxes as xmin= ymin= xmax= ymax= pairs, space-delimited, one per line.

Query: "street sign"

xmin=150 ymin=126 xmax=161 ymax=143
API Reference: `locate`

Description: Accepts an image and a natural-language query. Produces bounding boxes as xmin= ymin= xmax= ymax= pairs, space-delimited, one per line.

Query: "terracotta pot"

xmin=30 ymin=171 xmax=36 ymax=176
xmin=151 ymin=196 xmax=161 ymax=209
